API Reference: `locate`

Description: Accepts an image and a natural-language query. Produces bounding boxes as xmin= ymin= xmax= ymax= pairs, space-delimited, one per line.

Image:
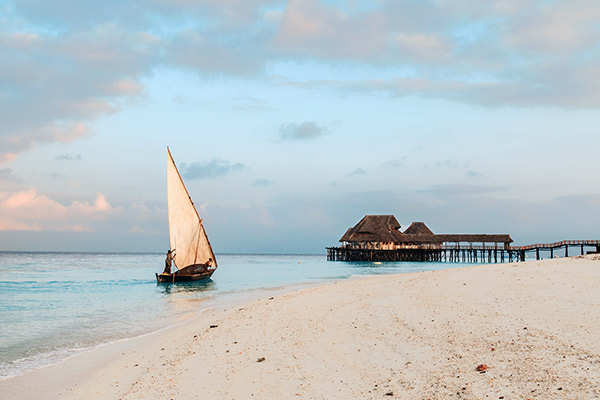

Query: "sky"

xmin=1 ymin=0 xmax=600 ymax=254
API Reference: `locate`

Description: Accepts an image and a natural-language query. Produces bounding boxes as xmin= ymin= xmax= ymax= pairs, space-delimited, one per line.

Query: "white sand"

xmin=2 ymin=255 xmax=600 ymax=399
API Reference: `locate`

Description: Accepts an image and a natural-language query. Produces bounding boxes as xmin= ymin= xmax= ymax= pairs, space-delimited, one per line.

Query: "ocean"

xmin=0 ymin=252 xmax=461 ymax=380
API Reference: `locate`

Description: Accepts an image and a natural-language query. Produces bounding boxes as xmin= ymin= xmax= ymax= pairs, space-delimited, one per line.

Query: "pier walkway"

xmin=326 ymin=240 xmax=600 ymax=263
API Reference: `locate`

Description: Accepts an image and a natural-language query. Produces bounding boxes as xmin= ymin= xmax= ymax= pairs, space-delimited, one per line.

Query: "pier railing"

xmin=511 ymin=240 xmax=600 ymax=251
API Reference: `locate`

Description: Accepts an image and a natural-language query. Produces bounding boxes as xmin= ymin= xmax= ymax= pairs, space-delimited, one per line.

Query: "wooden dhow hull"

xmin=156 ymin=263 xmax=215 ymax=283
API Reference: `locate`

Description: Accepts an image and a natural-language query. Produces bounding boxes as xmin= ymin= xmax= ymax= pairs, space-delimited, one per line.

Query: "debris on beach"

xmin=476 ymin=364 xmax=489 ymax=372
xmin=257 ymin=357 xmax=266 ymax=362
xmin=210 ymin=325 xmax=218 ymax=328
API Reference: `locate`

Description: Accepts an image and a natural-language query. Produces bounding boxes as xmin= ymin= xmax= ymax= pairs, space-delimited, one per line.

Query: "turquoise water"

xmin=0 ymin=252 xmax=462 ymax=379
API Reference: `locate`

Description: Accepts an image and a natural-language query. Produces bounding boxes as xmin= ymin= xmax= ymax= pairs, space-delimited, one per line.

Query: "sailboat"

xmin=156 ymin=148 xmax=218 ymax=283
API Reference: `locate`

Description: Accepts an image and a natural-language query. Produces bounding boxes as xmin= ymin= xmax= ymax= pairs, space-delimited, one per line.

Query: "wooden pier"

xmin=516 ymin=240 xmax=600 ymax=260
xmin=327 ymin=240 xmax=600 ymax=263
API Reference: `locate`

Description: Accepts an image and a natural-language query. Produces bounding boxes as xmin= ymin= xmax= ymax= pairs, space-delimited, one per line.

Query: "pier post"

xmin=536 ymin=248 xmax=540 ymax=260
xmin=565 ymin=245 xmax=568 ymax=257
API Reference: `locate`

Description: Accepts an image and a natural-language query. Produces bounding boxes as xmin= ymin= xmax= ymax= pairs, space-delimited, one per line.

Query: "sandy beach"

xmin=2 ymin=255 xmax=600 ymax=400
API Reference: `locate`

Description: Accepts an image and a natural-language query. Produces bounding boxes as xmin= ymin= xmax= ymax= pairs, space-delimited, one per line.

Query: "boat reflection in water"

xmin=156 ymin=278 xmax=216 ymax=295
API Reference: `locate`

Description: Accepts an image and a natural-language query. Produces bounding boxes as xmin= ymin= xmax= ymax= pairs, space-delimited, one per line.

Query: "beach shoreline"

xmin=0 ymin=279 xmax=321 ymax=382
xmin=2 ymin=256 xmax=599 ymax=399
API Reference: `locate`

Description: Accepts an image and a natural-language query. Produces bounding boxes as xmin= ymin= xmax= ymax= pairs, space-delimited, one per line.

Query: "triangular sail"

xmin=167 ymin=148 xmax=217 ymax=269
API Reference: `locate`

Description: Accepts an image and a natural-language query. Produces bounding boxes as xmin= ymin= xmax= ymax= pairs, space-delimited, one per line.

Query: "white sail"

xmin=167 ymin=148 xmax=217 ymax=269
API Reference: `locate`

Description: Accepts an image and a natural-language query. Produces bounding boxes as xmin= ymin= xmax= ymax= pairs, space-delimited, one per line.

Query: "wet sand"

xmin=2 ymin=255 xmax=600 ymax=399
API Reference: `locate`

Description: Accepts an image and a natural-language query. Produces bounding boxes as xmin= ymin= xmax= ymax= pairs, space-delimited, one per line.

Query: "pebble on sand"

xmin=476 ymin=364 xmax=489 ymax=372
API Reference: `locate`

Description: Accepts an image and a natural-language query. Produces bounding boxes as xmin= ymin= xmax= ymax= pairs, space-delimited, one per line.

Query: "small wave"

xmin=0 ymin=344 xmax=94 ymax=381
xmin=0 ymin=307 xmax=212 ymax=381
xmin=348 ymin=273 xmax=381 ymax=279
xmin=313 ymin=275 xmax=349 ymax=280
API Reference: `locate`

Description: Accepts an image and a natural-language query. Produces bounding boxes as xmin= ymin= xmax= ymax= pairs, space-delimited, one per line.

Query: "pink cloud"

xmin=102 ymin=79 xmax=144 ymax=96
xmin=68 ymin=224 xmax=93 ymax=232
xmin=51 ymin=122 xmax=90 ymax=143
xmin=0 ymin=189 xmax=113 ymax=231
xmin=0 ymin=220 xmax=42 ymax=231
xmin=0 ymin=122 xmax=90 ymax=166
xmin=71 ymin=193 xmax=112 ymax=216
xmin=0 ymin=152 xmax=18 ymax=164
xmin=128 ymin=225 xmax=161 ymax=235
xmin=273 ymin=0 xmax=386 ymax=60
xmin=1 ymin=188 xmax=68 ymax=220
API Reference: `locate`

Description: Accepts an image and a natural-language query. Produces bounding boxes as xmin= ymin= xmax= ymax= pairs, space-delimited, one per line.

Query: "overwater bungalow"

xmin=329 ymin=215 xmax=513 ymax=262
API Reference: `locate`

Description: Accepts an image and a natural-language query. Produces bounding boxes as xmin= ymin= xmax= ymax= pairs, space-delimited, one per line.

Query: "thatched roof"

xmin=403 ymin=222 xmax=434 ymax=235
xmin=339 ymin=215 xmax=403 ymax=242
xmin=339 ymin=215 xmax=513 ymax=244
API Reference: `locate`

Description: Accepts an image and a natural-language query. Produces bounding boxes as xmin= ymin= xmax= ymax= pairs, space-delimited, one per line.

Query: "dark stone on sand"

xmin=476 ymin=364 xmax=489 ymax=372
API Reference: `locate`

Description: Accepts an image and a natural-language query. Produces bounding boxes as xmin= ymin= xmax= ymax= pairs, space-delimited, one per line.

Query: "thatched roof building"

xmin=403 ymin=222 xmax=434 ymax=235
xmin=340 ymin=215 xmax=403 ymax=243
xmin=339 ymin=215 xmax=513 ymax=249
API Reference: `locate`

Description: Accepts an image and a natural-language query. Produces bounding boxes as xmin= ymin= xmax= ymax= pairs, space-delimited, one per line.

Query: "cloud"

xmin=0 ymin=121 xmax=90 ymax=165
xmin=0 ymin=24 xmax=156 ymax=162
xmin=0 ymin=189 xmax=113 ymax=231
xmin=128 ymin=225 xmax=161 ymax=235
xmin=504 ymin=0 xmax=600 ymax=53
xmin=347 ymin=168 xmax=366 ymax=176
xmin=466 ymin=170 xmax=485 ymax=179
xmin=426 ymin=160 xmax=468 ymax=170
xmin=56 ymin=153 xmax=82 ymax=161
xmin=252 ymin=178 xmax=273 ymax=187
xmin=271 ymin=1 xmax=600 ymax=108
xmin=278 ymin=121 xmax=327 ymax=141
xmin=3 ymin=0 xmax=600 ymax=166
xmin=391 ymin=33 xmax=452 ymax=62
xmin=0 ymin=195 xmax=167 ymax=251
xmin=166 ymin=28 xmax=263 ymax=77
xmin=0 ymin=189 xmax=168 ymax=243
xmin=422 ymin=159 xmax=471 ymax=173
xmin=419 ymin=184 xmax=508 ymax=197
xmin=383 ymin=157 xmax=406 ymax=168
xmin=272 ymin=0 xmax=388 ymax=61
xmin=180 ymin=159 xmax=245 ymax=180
xmin=0 ymin=168 xmax=23 ymax=183
xmin=553 ymin=193 xmax=600 ymax=207
xmin=297 ymin=69 xmax=600 ymax=108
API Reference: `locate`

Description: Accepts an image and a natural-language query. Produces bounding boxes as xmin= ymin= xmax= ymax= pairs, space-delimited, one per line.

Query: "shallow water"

xmin=0 ymin=252 xmax=463 ymax=379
